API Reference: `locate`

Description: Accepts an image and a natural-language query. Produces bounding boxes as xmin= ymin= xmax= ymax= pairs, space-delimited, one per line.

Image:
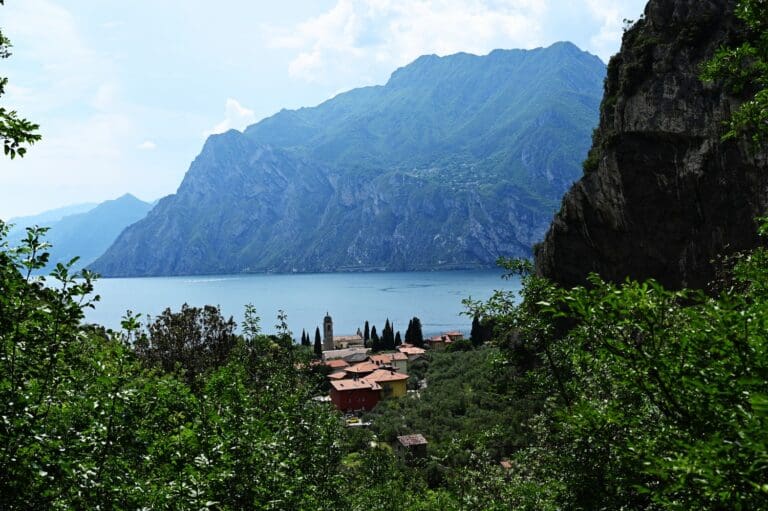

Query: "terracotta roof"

xmin=345 ymin=361 xmax=380 ymax=374
xmin=443 ymin=331 xmax=463 ymax=337
xmin=330 ymin=379 xmax=382 ymax=391
xmin=325 ymin=359 xmax=349 ymax=369
xmin=398 ymin=346 xmax=426 ymax=355
xmin=366 ymin=369 xmax=409 ymax=383
xmin=328 ymin=371 xmax=347 ymax=380
xmin=370 ymin=353 xmax=409 ymax=365
xmin=397 ymin=434 xmax=428 ymax=447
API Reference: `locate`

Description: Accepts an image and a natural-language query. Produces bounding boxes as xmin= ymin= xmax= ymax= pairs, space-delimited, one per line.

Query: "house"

xmin=427 ymin=335 xmax=452 ymax=350
xmin=322 ymin=347 xmax=369 ymax=362
xmin=329 ymin=379 xmax=382 ymax=412
xmin=366 ymin=369 xmax=409 ymax=399
xmin=344 ymin=361 xmax=380 ymax=378
xmin=327 ymin=371 xmax=347 ymax=380
xmin=396 ymin=434 xmax=428 ymax=463
xmin=397 ymin=345 xmax=426 ymax=361
xmin=324 ymin=359 xmax=349 ymax=370
xmin=370 ymin=352 xmax=409 ymax=374
xmin=443 ymin=331 xmax=464 ymax=341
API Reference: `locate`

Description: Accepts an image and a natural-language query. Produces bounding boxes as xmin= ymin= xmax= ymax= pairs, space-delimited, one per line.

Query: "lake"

xmin=85 ymin=270 xmax=522 ymax=339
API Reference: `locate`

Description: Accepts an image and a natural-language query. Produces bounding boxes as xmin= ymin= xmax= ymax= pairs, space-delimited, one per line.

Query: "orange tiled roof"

xmin=345 ymin=361 xmax=379 ymax=374
xmin=328 ymin=371 xmax=347 ymax=380
xmin=366 ymin=369 xmax=409 ymax=383
xmin=370 ymin=353 xmax=408 ymax=364
xmin=330 ymin=379 xmax=382 ymax=391
xmin=398 ymin=346 xmax=426 ymax=355
xmin=325 ymin=359 xmax=350 ymax=369
xmin=443 ymin=331 xmax=463 ymax=336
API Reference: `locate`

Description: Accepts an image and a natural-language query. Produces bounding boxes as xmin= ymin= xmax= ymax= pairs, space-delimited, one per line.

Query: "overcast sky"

xmin=0 ymin=0 xmax=647 ymax=219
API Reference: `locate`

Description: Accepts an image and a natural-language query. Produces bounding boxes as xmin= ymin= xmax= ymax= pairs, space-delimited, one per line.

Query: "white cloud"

xmin=268 ymin=0 xmax=548 ymax=85
xmin=204 ymin=98 xmax=257 ymax=137
xmin=584 ymin=0 xmax=639 ymax=61
xmin=137 ymin=140 xmax=157 ymax=150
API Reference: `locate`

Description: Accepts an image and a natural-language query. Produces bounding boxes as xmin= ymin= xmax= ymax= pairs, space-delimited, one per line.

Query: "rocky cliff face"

xmin=535 ymin=0 xmax=768 ymax=289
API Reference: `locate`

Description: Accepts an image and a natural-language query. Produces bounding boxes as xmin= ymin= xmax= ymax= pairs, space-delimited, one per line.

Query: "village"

xmin=310 ymin=313 xmax=466 ymax=458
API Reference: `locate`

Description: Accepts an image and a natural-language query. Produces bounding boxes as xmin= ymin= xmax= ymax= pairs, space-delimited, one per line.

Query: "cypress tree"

xmin=411 ymin=316 xmax=424 ymax=348
xmin=395 ymin=331 xmax=402 ymax=346
xmin=383 ymin=319 xmax=394 ymax=350
xmin=364 ymin=320 xmax=370 ymax=342
xmin=302 ymin=329 xmax=311 ymax=347
xmin=471 ymin=315 xmax=482 ymax=347
xmin=314 ymin=327 xmax=322 ymax=358
xmin=371 ymin=325 xmax=380 ymax=352
xmin=405 ymin=319 xmax=413 ymax=344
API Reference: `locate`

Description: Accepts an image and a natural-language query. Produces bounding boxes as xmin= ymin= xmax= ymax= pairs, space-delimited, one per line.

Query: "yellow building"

xmin=366 ymin=369 xmax=409 ymax=399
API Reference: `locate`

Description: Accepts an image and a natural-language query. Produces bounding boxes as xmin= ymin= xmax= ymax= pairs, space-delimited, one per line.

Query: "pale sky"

xmin=0 ymin=0 xmax=647 ymax=219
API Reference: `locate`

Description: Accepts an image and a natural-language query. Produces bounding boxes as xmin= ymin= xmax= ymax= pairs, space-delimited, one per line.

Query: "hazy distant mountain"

xmin=6 ymin=202 xmax=97 ymax=234
xmin=8 ymin=194 xmax=152 ymax=272
xmin=92 ymin=42 xmax=606 ymax=277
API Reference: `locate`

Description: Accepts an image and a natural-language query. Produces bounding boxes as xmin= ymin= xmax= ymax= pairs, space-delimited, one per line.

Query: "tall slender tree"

xmin=313 ymin=327 xmax=322 ymax=358
xmin=370 ymin=325 xmax=380 ymax=352
xmin=364 ymin=320 xmax=370 ymax=342
xmin=395 ymin=331 xmax=402 ymax=347
xmin=411 ymin=317 xmax=424 ymax=348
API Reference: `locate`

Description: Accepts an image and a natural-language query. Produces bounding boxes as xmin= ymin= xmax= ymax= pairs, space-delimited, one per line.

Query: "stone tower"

xmin=323 ymin=312 xmax=334 ymax=351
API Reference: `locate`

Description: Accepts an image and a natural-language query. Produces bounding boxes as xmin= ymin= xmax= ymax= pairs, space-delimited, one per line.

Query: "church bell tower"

xmin=323 ymin=313 xmax=334 ymax=351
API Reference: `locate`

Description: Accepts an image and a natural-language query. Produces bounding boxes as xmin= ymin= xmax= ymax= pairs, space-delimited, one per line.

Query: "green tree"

xmin=0 ymin=1 xmax=41 ymax=158
xmin=364 ymin=320 xmax=370 ymax=342
xmin=382 ymin=319 xmax=395 ymax=350
xmin=395 ymin=331 xmax=402 ymax=346
xmin=702 ymin=0 xmax=768 ymax=145
xmin=371 ymin=325 xmax=380 ymax=352
xmin=134 ymin=303 xmax=237 ymax=388
xmin=301 ymin=328 xmax=311 ymax=347
xmin=410 ymin=317 xmax=424 ymax=348
xmin=314 ymin=326 xmax=322 ymax=358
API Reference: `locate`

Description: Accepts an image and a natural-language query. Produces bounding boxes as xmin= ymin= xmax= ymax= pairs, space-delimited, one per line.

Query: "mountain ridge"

xmin=92 ymin=43 xmax=606 ymax=277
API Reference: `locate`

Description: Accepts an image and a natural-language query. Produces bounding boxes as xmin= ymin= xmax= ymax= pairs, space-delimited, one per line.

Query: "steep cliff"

xmin=535 ymin=0 xmax=768 ymax=289
xmin=92 ymin=43 xmax=605 ymax=277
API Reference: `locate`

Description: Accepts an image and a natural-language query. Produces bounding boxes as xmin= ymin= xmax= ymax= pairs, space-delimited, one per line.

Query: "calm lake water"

xmin=85 ymin=270 xmax=522 ymax=338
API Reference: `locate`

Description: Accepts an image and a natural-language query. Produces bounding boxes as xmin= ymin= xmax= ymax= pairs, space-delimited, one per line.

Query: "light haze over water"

xmin=86 ymin=270 xmax=522 ymax=338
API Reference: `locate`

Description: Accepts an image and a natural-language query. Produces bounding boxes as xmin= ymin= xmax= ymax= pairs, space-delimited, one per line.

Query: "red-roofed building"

xmin=397 ymin=346 xmax=426 ymax=360
xmin=344 ymin=361 xmax=379 ymax=377
xmin=442 ymin=331 xmax=464 ymax=341
xmin=325 ymin=359 xmax=350 ymax=370
xmin=329 ymin=379 xmax=382 ymax=412
xmin=370 ymin=352 xmax=409 ymax=374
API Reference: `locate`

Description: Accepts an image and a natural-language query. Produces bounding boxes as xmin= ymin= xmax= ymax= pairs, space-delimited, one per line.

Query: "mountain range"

xmin=7 ymin=194 xmax=152 ymax=272
xmin=89 ymin=42 xmax=606 ymax=276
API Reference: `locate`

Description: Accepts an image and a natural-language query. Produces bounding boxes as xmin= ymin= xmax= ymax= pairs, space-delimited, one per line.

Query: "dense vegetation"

xmin=6 ymin=217 xmax=768 ymax=509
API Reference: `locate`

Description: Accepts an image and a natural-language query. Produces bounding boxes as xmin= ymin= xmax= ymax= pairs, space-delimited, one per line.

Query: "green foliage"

xmin=0 ymin=4 xmax=41 ymax=159
xmin=702 ymin=0 xmax=768 ymax=145
xmin=471 ymin=239 xmax=768 ymax=508
xmin=135 ymin=303 xmax=237 ymax=388
xmin=405 ymin=316 xmax=424 ymax=348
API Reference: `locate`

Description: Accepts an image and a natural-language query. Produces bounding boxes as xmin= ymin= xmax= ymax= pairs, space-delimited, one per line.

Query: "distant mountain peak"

xmin=92 ymin=45 xmax=606 ymax=277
